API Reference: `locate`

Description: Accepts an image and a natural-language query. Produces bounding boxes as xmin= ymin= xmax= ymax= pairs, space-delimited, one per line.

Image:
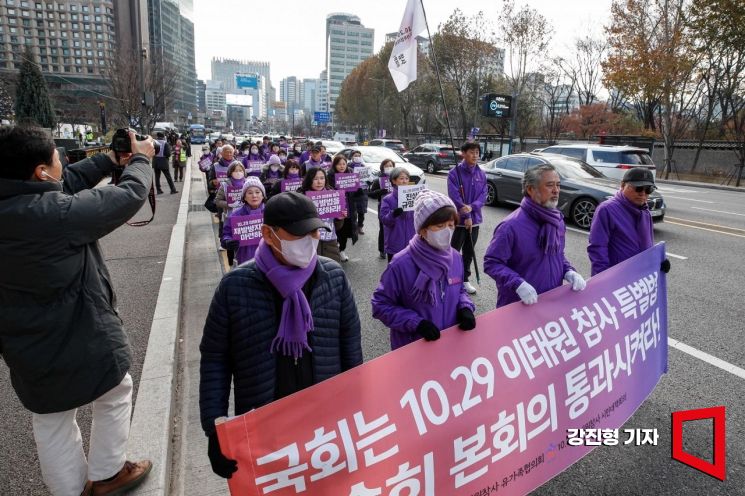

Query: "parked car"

xmin=484 ymin=153 xmax=665 ymax=229
xmin=335 ymin=146 xmax=424 ymax=185
xmin=403 ymin=143 xmax=460 ymax=173
xmin=537 ymin=144 xmax=657 ymax=181
xmin=319 ymin=140 xmax=345 ymax=155
xmin=368 ymin=138 xmax=407 ymax=153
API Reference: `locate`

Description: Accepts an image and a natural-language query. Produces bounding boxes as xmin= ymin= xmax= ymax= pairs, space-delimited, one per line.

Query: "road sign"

xmin=236 ymin=74 xmax=258 ymax=89
xmin=481 ymin=94 xmax=512 ymax=118
xmin=314 ymin=112 xmax=331 ymax=123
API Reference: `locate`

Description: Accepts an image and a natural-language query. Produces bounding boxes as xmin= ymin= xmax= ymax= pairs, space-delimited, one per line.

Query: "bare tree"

xmin=560 ymin=35 xmax=607 ymax=106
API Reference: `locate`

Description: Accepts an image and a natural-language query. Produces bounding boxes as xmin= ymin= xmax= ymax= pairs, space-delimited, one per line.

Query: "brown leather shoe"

xmin=91 ymin=460 xmax=153 ymax=496
xmin=80 ymin=481 xmax=93 ymax=496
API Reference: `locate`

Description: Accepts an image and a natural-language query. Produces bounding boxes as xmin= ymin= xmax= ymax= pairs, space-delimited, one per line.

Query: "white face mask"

xmin=251 ymin=148 xmax=259 ymax=154
xmin=424 ymin=227 xmax=454 ymax=251
xmin=231 ymin=171 xmax=244 ymax=180
xmin=352 ymin=156 xmax=363 ymax=164
xmin=271 ymin=229 xmax=319 ymax=268
xmin=384 ymin=167 xmax=393 ymax=175
xmin=270 ymin=165 xmax=280 ymax=171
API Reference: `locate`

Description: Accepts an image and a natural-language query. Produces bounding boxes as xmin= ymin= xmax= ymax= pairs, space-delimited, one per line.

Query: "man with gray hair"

xmin=484 ymin=164 xmax=586 ymax=307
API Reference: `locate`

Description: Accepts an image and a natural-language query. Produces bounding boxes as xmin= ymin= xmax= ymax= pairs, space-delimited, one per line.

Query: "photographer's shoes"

xmin=170 ymin=189 xmax=178 ymax=194
xmin=91 ymin=460 xmax=152 ymax=496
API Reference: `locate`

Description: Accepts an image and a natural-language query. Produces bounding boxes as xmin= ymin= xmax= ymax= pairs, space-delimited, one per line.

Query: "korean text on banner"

xmin=354 ymin=166 xmax=371 ymax=183
xmin=216 ymin=243 xmax=668 ymax=496
xmin=215 ymin=168 xmax=228 ymax=180
xmin=246 ymin=161 xmax=264 ymax=174
xmin=306 ymin=190 xmax=346 ymax=219
xmin=334 ymin=173 xmax=361 ymax=192
xmin=230 ymin=214 xmax=263 ymax=247
xmin=281 ymin=178 xmax=303 ymax=193
xmin=225 ymin=185 xmax=243 ymax=207
xmin=398 ymin=183 xmax=427 ymax=211
xmin=199 ymin=157 xmax=213 ymax=170
xmin=388 ymin=0 xmax=427 ymax=92
xmin=380 ymin=176 xmax=390 ymax=191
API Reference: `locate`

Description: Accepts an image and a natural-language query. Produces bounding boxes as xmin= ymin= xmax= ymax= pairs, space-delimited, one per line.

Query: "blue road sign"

xmin=314 ymin=112 xmax=331 ymax=123
xmin=236 ymin=75 xmax=258 ymax=89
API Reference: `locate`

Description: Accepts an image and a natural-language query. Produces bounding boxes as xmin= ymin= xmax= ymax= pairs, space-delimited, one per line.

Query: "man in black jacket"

xmin=0 ymin=127 xmax=155 ymax=496
xmin=153 ymin=131 xmax=177 ymax=194
xmin=200 ymin=192 xmax=363 ymax=480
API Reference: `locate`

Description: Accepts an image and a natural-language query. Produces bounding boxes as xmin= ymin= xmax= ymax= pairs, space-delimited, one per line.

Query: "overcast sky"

xmin=193 ymin=0 xmax=612 ymax=89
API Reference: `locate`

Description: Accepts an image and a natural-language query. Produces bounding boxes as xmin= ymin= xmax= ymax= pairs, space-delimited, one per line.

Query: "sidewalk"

xmin=656 ymin=177 xmax=744 ymax=192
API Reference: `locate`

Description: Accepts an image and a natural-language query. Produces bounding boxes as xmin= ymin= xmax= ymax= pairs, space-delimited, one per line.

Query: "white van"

xmin=539 ymin=144 xmax=657 ymax=181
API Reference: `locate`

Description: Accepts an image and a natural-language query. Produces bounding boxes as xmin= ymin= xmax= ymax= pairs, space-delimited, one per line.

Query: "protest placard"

xmin=281 ymin=178 xmax=303 ymax=192
xmin=354 ymin=166 xmax=371 ymax=183
xmin=229 ymin=214 xmax=264 ymax=247
xmin=398 ymin=183 xmax=427 ymax=211
xmin=306 ymin=190 xmax=346 ymax=219
xmin=245 ymin=161 xmax=264 ymax=174
xmin=333 ymin=173 xmax=361 ymax=192
xmin=380 ymin=175 xmax=390 ymax=191
xmin=225 ymin=184 xmax=244 ymax=207
xmin=199 ymin=157 xmax=213 ymax=170
xmin=216 ymin=244 xmax=669 ymax=496
xmin=214 ymin=168 xmax=228 ymax=180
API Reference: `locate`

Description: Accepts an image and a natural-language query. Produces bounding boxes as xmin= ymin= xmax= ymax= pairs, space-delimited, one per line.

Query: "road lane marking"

xmin=668 ymin=337 xmax=745 ymax=380
xmin=691 ymin=206 xmax=745 ymax=217
xmin=566 ymin=226 xmax=688 ymax=259
xmin=665 ymin=216 xmax=745 ymax=238
xmin=663 ymin=195 xmax=715 ymax=204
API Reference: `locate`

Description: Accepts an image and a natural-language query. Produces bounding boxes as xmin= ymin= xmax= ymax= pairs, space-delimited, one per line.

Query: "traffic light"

xmin=481 ymin=93 xmax=512 ymax=119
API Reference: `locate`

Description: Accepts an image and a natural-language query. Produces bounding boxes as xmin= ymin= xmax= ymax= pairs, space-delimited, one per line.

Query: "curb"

xmin=127 ymin=161 xmax=192 ymax=495
xmin=656 ymin=178 xmax=744 ymax=193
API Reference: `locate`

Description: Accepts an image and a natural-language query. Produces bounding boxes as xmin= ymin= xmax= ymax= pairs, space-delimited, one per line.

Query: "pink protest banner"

xmin=225 ymin=184 xmax=244 ymax=207
xmin=246 ymin=160 xmax=265 ymax=174
xmin=334 ymin=172 xmax=361 ymax=192
xmin=216 ymin=244 xmax=668 ymax=496
xmin=281 ymin=178 xmax=303 ymax=192
xmin=305 ymin=190 xmax=346 ymax=219
xmin=230 ymin=214 xmax=264 ymax=247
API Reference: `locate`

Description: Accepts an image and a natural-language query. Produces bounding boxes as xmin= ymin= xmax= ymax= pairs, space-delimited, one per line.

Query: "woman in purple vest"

xmin=221 ymin=177 xmax=266 ymax=266
xmin=268 ymin=159 xmax=303 ymax=199
xmin=379 ymin=167 xmax=415 ymax=262
xmin=372 ymin=190 xmax=476 ymax=350
xmin=242 ymin=144 xmax=264 ymax=177
xmin=299 ymin=167 xmax=344 ymax=263
xmin=368 ymin=159 xmax=395 ymax=259
xmin=328 ymin=156 xmax=358 ymax=263
xmin=260 ymin=155 xmax=283 ymax=191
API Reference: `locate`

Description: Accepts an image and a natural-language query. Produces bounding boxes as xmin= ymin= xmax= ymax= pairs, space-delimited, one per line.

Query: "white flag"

xmin=388 ymin=0 xmax=427 ymax=92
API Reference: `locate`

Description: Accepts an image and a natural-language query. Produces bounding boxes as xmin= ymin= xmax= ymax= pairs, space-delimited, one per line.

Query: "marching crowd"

xmin=0 ymin=125 xmax=672 ymax=494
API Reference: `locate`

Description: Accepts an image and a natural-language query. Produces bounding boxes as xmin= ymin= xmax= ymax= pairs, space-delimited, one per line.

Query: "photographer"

xmin=0 ymin=127 xmax=155 ymax=496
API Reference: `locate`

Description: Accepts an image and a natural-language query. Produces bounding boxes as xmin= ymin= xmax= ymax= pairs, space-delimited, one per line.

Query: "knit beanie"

xmin=241 ymin=176 xmax=266 ymax=200
xmin=413 ymin=189 xmax=456 ymax=231
xmin=268 ymin=154 xmax=282 ymax=166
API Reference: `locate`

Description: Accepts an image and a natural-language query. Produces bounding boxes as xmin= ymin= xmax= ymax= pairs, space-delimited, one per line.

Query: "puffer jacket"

xmin=0 ymin=153 xmax=152 ymax=413
xmin=199 ymin=257 xmax=362 ymax=435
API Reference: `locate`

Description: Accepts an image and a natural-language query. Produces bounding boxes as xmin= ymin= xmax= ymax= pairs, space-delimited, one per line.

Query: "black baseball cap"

xmin=311 ymin=145 xmax=322 ymax=153
xmin=264 ymin=192 xmax=330 ymax=236
xmin=622 ymin=167 xmax=656 ymax=187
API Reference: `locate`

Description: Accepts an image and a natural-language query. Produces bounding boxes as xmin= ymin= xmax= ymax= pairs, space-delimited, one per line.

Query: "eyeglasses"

xmin=634 ymin=185 xmax=656 ymax=194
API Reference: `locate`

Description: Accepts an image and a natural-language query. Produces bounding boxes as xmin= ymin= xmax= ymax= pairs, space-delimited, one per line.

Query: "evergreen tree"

xmin=0 ymin=77 xmax=13 ymax=121
xmin=14 ymin=46 xmax=55 ymax=128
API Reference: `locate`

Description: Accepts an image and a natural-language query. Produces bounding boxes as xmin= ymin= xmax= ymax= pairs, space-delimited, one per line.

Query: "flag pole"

xmin=419 ymin=0 xmax=481 ymax=285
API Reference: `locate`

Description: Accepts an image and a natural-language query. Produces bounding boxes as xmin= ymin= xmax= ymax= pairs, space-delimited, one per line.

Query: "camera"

xmin=111 ymin=128 xmax=160 ymax=154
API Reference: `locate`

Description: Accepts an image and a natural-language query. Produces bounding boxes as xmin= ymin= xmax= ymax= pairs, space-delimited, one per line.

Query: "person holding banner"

xmin=380 ymin=167 xmax=415 ymax=262
xmin=243 ymin=143 xmax=263 ymax=165
xmin=448 ymin=142 xmax=487 ymax=295
xmin=588 ymin=167 xmax=671 ymax=276
xmin=269 ymin=159 xmax=303 ymax=198
xmin=200 ymin=191 xmax=363 ymax=480
xmin=350 ymin=150 xmax=369 ymax=235
xmin=221 ymin=176 xmax=266 ymax=265
xmin=300 ymin=167 xmax=345 ymax=263
xmin=369 ymin=159 xmax=395 ymax=259
xmin=215 ymin=161 xmax=247 ymax=266
xmin=259 ymin=154 xmax=283 ymax=191
xmin=372 ymin=190 xmax=476 ymax=349
xmin=328 ymin=156 xmax=359 ymax=263
xmin=198 ymin=145 xmax=213 ymax=182
xmin=484 ymin=164 xmax=587 ymax=307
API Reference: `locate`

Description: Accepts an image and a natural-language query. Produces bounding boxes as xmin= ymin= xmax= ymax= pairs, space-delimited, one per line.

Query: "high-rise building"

xmin=317 ymin=69 xmax=328 ymax=113
xmin=302 ymin=78 xmax=317 ymax=114
xmin=325 ymin=13 xmax=374 ymax=115
xmin=196 ymin=79 xmax=206 ymax=113
xmin=204 ymin=79 xmax=225 ymax=113
xmin=147 ymin=0 xmax=197 ymax=125
xmin=0 ymin=1 xmax=118 ymax=121
xmin=211 ymin=57 xmax=273 ymax=118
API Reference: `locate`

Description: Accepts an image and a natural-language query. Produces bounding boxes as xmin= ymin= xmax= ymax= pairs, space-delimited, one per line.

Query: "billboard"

xmin=482 ymin=93 xmax=513 ymax=118
xmin=314 ymin=111 xmax=331 ymax=123
xmin=226 ymin=94 xmax=253 ymax=106
xmin=236 ymin=74 xmax=259 ymax=89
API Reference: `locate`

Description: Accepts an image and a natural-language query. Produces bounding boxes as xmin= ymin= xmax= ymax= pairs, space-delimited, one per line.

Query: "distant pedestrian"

xmin=368 ymin=159 xmax=395 ymax=259
xmin=172 ymin=138 xmax=187 ymax=182
xmin=200 ymin=192 xmax=363 ymax=479
xmin=448 ymin=142 xmax=487 ymax=295
xmin=379 ymin=167 xmax=415 ymax=262
xmin=153 ymin=131 xmax=177 ymax=195
xmin=349 ymin=150 xmax=369 ymax=235
xmin=484 ymin=164 xmax=587 ymax=307
xmin=588 ymin=167 xmax=671 ymax=275
xmin=372 ymin=190 xmax=476 ymax=350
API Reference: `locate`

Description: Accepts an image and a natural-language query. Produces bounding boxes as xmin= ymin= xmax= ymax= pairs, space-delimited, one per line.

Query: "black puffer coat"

xmin=199 ymin=257 xmax=362 ymax=435
xmin=0 ymin=153 xmax=152 ymax=413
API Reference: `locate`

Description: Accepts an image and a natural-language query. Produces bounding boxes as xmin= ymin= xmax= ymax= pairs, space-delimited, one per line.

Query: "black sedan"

xmin=484 ymin=153 xmax=666 ymax=229
xmin=403 ymin=143 xmax=460 ymax=173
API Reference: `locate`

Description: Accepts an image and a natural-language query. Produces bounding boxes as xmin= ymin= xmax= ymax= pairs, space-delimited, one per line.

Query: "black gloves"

xmin=457 ymin=307 xmax=476 ymax=331
xmin=393 ymin=207 xmax=404 ymax=217
xmin=223 ymin=239 xmax=240 ymax=252
xmin=660 ymin=258 xmax=671 ymax=273
xmin=416 ymin=319 xmax=440 ymax=341
xmin=208 ymin=432 xmax=238 ymax=479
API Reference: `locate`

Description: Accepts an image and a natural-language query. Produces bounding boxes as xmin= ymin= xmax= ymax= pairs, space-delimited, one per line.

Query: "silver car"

xmin=335 ymin=146 xmax=424 ymax=185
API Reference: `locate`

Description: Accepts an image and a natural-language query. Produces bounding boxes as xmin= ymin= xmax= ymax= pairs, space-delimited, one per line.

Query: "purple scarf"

xmin=615 ymin=190 xmax=653 ymax=249
xmin=254 ymin=240 xmax=317 ymax=359
xmin=520 ymin=196 xmax=563 ymax=254
xmin=218 ymin=158 xmax=232 ymax=168
xmin=408 ymin=235 xmax=453 ymax=305
xmin=227 ymin=177 xmax=245 ymax=189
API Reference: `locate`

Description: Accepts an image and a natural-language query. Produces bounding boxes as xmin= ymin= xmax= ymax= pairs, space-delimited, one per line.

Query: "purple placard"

xmin=230 ymin=214 xmax=264 ymax=247
xmin=246 ymin=161 xmax=264 ymax=174
xmin=225 ymin=184 xmax=244 ymax=207
xmin=333 ymin=172 xmax=360 ymax=192
xmin=321 ymin=161 xmax=332 ymax=171
xmin=199 ymin=157 xmax=213 ymax=170
xmin=380 ymin=175 xmax=390 ymax=190
xmin=215 ymin=168 xmax=228 ymax=180
xmin=281 ymin=178 xmax=303 ymax=192
xmin=306 ymin=189 xmax=346 ymax=219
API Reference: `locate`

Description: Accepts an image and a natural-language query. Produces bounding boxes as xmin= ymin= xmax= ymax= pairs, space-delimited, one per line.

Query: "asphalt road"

xmin=0 ymin=168 xmax=184 ymax=495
